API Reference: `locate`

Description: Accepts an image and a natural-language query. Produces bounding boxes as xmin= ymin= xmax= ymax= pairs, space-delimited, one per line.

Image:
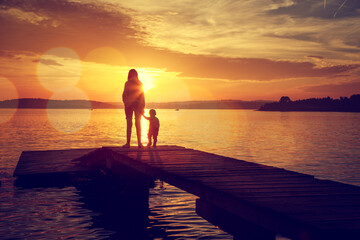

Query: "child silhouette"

xmin=143 ymin=109 xmax=160 ymax=147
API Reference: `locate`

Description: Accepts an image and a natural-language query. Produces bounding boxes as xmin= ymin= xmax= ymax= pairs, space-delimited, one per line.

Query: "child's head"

xmin=149 ymin=109 xmax=156 ymax=117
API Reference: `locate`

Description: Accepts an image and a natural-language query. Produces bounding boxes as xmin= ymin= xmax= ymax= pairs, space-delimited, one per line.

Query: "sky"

xmin=0 ymin=0 xmax=360 ymax=103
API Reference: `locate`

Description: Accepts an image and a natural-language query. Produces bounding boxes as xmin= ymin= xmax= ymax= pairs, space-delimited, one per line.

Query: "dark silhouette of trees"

xmin=279 ymin=96 xmax=291 ymax=104
xmin=259 ymin=94 xmax=360 ymax=112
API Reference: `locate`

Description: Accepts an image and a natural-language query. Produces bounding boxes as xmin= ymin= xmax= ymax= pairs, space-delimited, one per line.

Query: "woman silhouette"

xmin=122 ymin=69 xmax=145 ymax=148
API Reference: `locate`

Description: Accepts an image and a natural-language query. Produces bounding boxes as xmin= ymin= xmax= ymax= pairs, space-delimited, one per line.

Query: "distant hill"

xmin=0 ymin=98 xmax=271 ymax=109
xmin=259 ymin=94 xmax=360 ymax=112
xmin=3 ymin=96 xmax=357 ymax=111
xmin=0 ymin=98 xmax=116 ymax=109
xmin=145 ymin=100 xmax=271 ymax=109
xmin=102 ymin=100 xmax=272 ymax=109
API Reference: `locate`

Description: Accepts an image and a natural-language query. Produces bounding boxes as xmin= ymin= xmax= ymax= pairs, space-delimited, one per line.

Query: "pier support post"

xmin=73 ymin=168 xmax=152 ymax=239
xmin=106 ymin=159 xmax=153 ymax=213
xmin=73 ymin=151 xmax=155 ymax=239
xmin=196 ymin=198 xmax=276 ymax=240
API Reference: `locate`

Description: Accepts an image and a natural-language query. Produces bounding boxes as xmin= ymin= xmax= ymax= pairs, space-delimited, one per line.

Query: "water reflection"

xmin=1 ymin=109 xmax=360 ymax=239
xmin=1 ymin=173 xmax=229 ymax=239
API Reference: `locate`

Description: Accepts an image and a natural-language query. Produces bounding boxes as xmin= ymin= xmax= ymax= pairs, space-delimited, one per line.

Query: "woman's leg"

xmin=135 ymin=116 xmax=142 ymax=147
xmin=126 ymin=118 xmax=132 ymax=145
xmin=123 ymin=106 xmax=133 ymax=147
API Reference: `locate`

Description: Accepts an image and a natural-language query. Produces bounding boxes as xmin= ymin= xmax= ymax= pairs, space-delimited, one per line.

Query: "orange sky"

xmin=0 ymin=0 xmax=360 ymax=103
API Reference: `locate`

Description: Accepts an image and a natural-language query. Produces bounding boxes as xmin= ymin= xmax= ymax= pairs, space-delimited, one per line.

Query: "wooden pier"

xmin=13 ymin=146 xmax=360 ymax=240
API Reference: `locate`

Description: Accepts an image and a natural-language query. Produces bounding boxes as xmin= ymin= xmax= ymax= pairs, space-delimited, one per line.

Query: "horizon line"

xmin=0 ymin=98 xmax=275 ymax=103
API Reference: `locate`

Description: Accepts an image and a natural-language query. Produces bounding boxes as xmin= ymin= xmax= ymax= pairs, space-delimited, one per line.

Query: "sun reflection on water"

xmin=1 ymin=109 xmax=360 ymax=239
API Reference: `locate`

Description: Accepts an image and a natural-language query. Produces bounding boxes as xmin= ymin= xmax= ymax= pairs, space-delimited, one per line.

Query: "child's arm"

xmin=155 ymin=118 xmax=160 ymax=129
xmin=142 ymin=114 xmax=150 ymax=120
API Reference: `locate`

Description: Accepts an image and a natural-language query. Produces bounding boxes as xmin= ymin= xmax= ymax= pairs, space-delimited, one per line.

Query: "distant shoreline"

xmin=2 ymin=95 xmax=359 ymax=111
xmin=0 ymin=98 xmax=272 ymax=110
xmin=258 ymin=94 xmax=360 ymax=112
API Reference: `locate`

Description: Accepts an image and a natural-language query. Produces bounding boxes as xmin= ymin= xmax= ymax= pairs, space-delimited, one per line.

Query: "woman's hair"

xmin=128 ymin=69 xmax=141 ymax=83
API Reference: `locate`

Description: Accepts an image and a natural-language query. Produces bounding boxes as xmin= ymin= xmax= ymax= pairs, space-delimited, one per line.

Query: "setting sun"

xmin=1 ymin=1 xmax=360 ymax=240
xmin=139 ymin=71 xmax=155 ymax=92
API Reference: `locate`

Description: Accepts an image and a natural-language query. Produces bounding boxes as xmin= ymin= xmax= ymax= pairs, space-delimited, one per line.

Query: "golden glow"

xmin=81 ymin=62 xmax=126 ymax=93
xmin=1 ymin=1 xmax=360 ymax=103
xmin=0 ymin=77 xmax=18 ymax=101
xmin=137 ymin=70 xmax=155 ymax=93
xmin=80 ymin=62 xmax=194 ymax=102
xmin=47 ymin=87 xmax=91 ymax=133
xmin=0 ymin=77 xmax=18 ymax=124
xmin=82 ymin=47 xmax=127 ymax=94
xmin=187 ymin=85 xmax=216 ymax=101
xmin=144 ymin=71 xmax=192 ymax=102
xmin=37 ymin=48 xmax=81 ymax=92
xmin=85 ymin=47 xmax=127 ymax=66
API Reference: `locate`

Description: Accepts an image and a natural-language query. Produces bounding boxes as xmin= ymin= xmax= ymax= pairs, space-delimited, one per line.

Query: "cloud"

xmin=1 ymin=0 xmax=360 ymax=97
xmin=34 ymin=59 xmax=63 ymax=66
xmin=103 ymin=0 xmax=360 ymax=61
xmin=0 ymin=50 xmax=37 ymax=61
xmin=0 ymin=0 xmax=136 ymax=56
xmin=168 ymin=55 xmax=360 ymax=81
xmin=302 ymin=79 xmax=360 ymax=94
xmin=307 ymin=55 xmax=325 ymax=59
xmin=345 ymin=36 xmax=360 ymax=48
xmin=266 ymin=32 xmax=318 ymax=43
xmin=1 ymin=0 xmax=360 ymax=62
xmin=0 ymin=50 xmax=18 ymax=59
xmin=267 ymin=0 xmax=360 ymax=19
xmin=0 ymin=6 xmax=57 ymax=26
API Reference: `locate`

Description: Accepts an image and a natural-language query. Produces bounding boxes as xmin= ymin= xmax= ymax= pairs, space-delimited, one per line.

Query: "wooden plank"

xmin=109 ymin=148 xmax=360 ymax=236
xmin=238 ymin=195 xmax=360 ymax=211
xmin=104 ymin=145 xmax=187 ymax=153
xmin=122 ymin=150 xmax=287 ymax=170
xmin=172 ymin=170 xmax=312 ymax=179
xmin=13 ymin=145 xmax=360 ymax=239
xmin=13 ymin=148 xmax=97 ymax=176
xmin=207 ymin=185 xmax=359 ymax=195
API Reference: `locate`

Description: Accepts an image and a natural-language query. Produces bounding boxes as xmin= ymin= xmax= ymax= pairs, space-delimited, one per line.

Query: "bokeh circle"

xmin=0 ymin=77 xmax=18 ymax=124
xmin=47 ymin=87 xmax=91 ymax=133
xmin=37 ymin=48 xmax=81 ymax=92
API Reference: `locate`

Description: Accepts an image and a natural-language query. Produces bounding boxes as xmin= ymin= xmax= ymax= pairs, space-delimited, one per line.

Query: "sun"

xmin=139 ymin=71 xmax=155 ymax=92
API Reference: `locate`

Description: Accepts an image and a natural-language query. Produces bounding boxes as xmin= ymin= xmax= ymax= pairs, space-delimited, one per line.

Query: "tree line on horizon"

xmin=1 ymin=95 xmax=359 ymax=111
xmin=259 ymin=94 xmax=360 ymax=112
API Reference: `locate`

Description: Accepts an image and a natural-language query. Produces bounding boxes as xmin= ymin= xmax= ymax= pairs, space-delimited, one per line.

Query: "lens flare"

xmin=0 ymin=77 xmax=18 ymax=124
xmin=37 ymin=47 xmax=81 ymax=92
xmin=136 ymin=69 xmax=156 ymax=93
xmin=47 ymin=87 xmax=91 ymax=133
xmin=146 ymin=77 xmax=191 ymax=103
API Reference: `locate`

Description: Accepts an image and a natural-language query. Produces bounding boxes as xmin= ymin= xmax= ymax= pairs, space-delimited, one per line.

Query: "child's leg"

xmin=153 ymin=135 xmax=157 ymax=147
xmin=147 ymin=133 xmax=152 ymax=147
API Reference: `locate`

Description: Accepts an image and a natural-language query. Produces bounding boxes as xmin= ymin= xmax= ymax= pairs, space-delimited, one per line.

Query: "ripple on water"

xmin=1 ymin=109 xmax=359 ymax=239
xmin=0 ymin=186 xmax=112 ymax=239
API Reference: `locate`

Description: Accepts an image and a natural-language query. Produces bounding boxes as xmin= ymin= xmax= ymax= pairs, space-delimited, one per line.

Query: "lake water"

xmin=1 ymin=109 xmax=360 ymax=239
